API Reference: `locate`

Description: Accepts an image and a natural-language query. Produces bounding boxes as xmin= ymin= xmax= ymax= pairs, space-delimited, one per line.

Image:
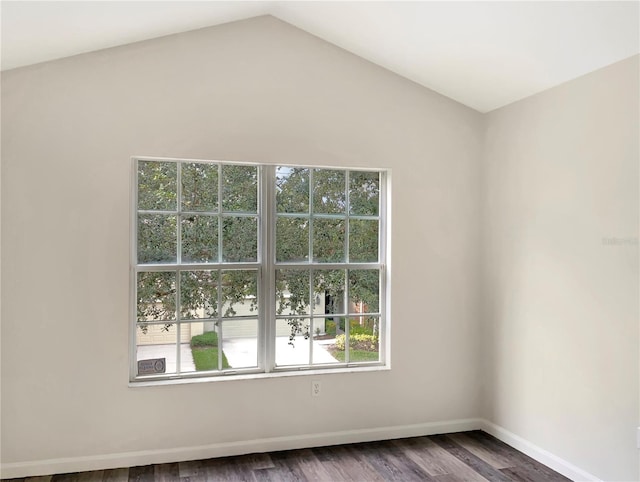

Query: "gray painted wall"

xmin=1 ymin=15 xmax=482 ymax=473
xmin=481 ymin=55 xmax=639 ymax=481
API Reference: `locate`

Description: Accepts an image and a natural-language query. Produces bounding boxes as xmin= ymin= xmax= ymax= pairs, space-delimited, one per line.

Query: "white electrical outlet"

xmin=312 ymin=380 xmax=321 ymax=397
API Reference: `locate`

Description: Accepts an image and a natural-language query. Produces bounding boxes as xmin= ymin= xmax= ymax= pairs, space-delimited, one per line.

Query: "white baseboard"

xmin=479 ymin=419 xmax=602 ymax=482
xmin=1 ymin=418 xmax=481 ymax=479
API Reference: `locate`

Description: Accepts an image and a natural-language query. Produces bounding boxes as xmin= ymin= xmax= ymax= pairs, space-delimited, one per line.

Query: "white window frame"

xmin=130 ymin=157 xmax=389 ymax=383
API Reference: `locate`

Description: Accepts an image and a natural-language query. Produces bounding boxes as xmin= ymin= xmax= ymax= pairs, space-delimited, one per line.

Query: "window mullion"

xmin=308 ymin=269 xmax=314 ymax=365
xmin=262 ymin=165 xmax=276 ymax=372
xmin=345 ymin=171 xmax=350 ymax=263
xmin=309 ymin=169 xmax=314 ymax=263
xmin=217 ymin=269 xmax=223 ymax=371
xmin=217 ymin=164 xmax=223 ymax=263
xmin=344 ymin=269 xmax=350 ymax=364
xmin=175 ymin=164 xmax=183 ymax=375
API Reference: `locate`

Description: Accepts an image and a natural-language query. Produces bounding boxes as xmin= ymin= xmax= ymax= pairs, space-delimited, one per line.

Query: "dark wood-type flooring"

xmin=4 ymin=431 xmax=571 ymax=482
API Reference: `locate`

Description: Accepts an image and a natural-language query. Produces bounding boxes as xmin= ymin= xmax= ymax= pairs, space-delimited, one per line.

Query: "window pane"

xmin=136 ymin=325 xmax=180 ymax=375
xmin=313 ymin=270 xmax=346 ymax=315
xmin=313 ymin=169 xmax=345 ymax=214
xmin=348 ymin=315 xmax=380 ymax=362
xmin=222 ymin=165 xmax=257 ymax=213
xmin=313 ymin=218 xmax=345 ymax=262
xmin=180 ymin=270 xmax=218 ymax=319
xmin=276 ymin=216 xmax=309 ymax=262
xmin=220 ymin=270 xmax=258 ymax=317
xmin=276 ymin=269 xmax=311 ymax=315
xmin=319 ymin=315 xmax=344 ymax=338
xmin=137 ymin=161 xmax=177 ymax=211
xmin=349 ymin=315 xmax=380 ymax=336
xmin=349 ymin=171 xmax=379 ymax=216
xmin=222 ymin=216 xmax=257 ymax=262
xmin=276 ymin=317 xmax=310 ymax=366
xmin=221 ymin=319 xmax=258 ymax=369
xmin=138 ymin=214 xmax=177 ymax=264
xmin=349 ymin=219 xmax=378 ymax=263
xmin=187 ymin=325 xmax=225 ymax=372
xmin=349 ymin=270 xmax=379 ymax=313
xmin=312 ymin=318 xmax=340 ymax=365
xmin=181 ymin=215 xmax=218 ymax=263
xmin=349 ymin=322 xmax=380 ymax=363
xmin=181 ymin=162 xmax=218 ymax=212
xmin=276 ymin=166 xmax=309 ymax=213
xmin=137 ymin=272 xmax=176 ymax=321
xmin=320 ymin=317 xmax=347 ymax=362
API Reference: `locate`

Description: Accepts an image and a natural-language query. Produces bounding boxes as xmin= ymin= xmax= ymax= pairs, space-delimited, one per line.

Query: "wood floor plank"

xmin=151 ymin=463 xmax=178 ymax=482
xmin=249 ymin=468 xmax=275 ymax=482
xmin=465 ymin=432 xmax=571 ymax=481
xmin=74 ymin=472 xmax=103 ymax=482
xmin=101 ymin=468 xmax=129 ymax=482
xmin=349 ymin=441 xmax=415 ymax=481
xmin=24 ymin=477 xmax=52 ymax=482
xmin=228 ymin=458 xmax=261 ymax=482
xmin=434 ymin=474 xmax=483 ymax=482
xmin=127 ymin=465 xmax=154 ymax=482
xmin=447 ymin=433 xmax=515 ymax=469
xmin=200 ymin=457 xmax=235 ymax=481
xmin=307 ymin=448 xmax=357 ymax=481
xmin=288 ymin=448 xmax=336 ymax=481
xmin=370 ymin=440 xmax=436 ymax=482
xmin=233 ymin=454 xmax=275 ymax=471
xmin=50 ymin=474 xmax=78 ymax=482
xmin=394 ymin=437 xmax=489 ymax=481
xmin=202 ymin=457 xmax=251 ymax=482
xmin=177 ymin=460 xmax=203 ymax=480
xmin=431 ymin=435 xmax=512 ymax=482
xmin=500 ymin=464 xmax=569 ymax=482
xmin=251 ymin=465 xmax=301 ymax=482
xmin=268 ymin=451 xmax=307 ymax=482
xmin=319 ymin=445 xmax=386 ymax=482
xmin=500 ymin=467 xmax=540 ymax=482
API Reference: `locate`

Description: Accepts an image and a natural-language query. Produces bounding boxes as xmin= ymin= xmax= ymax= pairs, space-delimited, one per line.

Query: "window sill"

xmin=129 ymin=364 xmax=390 ymax=388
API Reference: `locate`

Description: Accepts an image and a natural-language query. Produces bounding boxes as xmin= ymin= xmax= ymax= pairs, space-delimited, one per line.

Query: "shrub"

xmin=334 ymin=333 xmax=377 ymax=351
xmin=190 ymin=331 xmax=219 ymax=348
xmin=192 ymin=346 xmax=230 ymax=370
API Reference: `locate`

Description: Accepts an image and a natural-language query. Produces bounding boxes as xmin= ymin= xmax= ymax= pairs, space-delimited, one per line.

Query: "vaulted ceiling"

xmin=2 ymin=1 xmax=638 ymax=112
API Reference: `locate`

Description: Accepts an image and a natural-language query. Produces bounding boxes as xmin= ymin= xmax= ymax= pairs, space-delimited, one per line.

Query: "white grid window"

xmin=131 ymin=158 xmax=388 ymax=382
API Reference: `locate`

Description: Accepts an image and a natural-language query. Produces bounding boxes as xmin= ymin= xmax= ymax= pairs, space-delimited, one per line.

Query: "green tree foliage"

xmin=182 ymin=162 xmax=218 ymax=211
xmin=222 ymin=165 xmax=258 ymax=212
xmin=137 ymin=272 xmax=176 ymax=333
xmin=138 ymin=214 xmax=177 ymax=263
xmin=138 ymin=161 xmax=177 ymax=211
xmin=182 ymin=215 xmax=218 ymax=263
xmin=349 ymin=171 xmax=379 ymax=216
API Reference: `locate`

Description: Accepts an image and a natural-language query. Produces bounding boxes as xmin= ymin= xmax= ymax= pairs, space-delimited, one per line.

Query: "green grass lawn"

xmin=332 ymin=349 xmax=379 ymax=363
xmin=190 ymin=331 xmax=231 ymax=370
